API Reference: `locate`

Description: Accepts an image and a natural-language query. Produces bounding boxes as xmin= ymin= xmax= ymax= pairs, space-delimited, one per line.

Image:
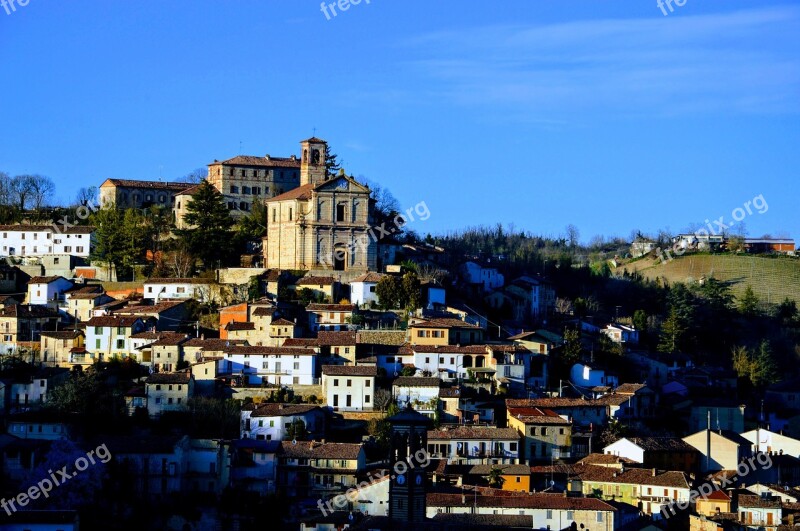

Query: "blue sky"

xmin=1 ymin=0 xmax=798 ymax=243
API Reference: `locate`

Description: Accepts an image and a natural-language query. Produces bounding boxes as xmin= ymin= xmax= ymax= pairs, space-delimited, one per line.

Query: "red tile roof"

xmin=226 ymin=346 xmax=315 ymax=356
xmin=316 ymin=331 xmax=357 ymax=345
xmin=211 ymin=155 xmax=301 ymax=168
xmin=265 ymin=183 xmax=314 ymax=202
xmin=427 ymin=426 xmax=519 ymax=440
xmin=146 ymin=372 xmax=192 ymax=384
xmin=507 ymin=406 xmax=571 ymax=425
xmin=426 ymin=491 xmax=616 ymax=511
xmin=280 ymin=440 xmax=362 ymax=460
xmin=410 ymin=318 xmax=482 ymax=329
xmin=296 ymin=276 xmax=336 ymax=286
xmin=225 ymin=321 xmax=255 ymax=332
xmin=306 ymin=304 xmax=354 ymax=312
xmin=322 ymin=365 xmax=377 ymax=377
xmin=85 ymin=316 xmax=142 ymax=327
xmin=101 ymin=179 xmax=195 ymax=191
xmin=248 ymin=403 xmax=320 ymax=418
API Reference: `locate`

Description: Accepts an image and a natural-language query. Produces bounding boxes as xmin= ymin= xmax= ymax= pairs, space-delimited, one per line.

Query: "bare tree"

xmin=26 ymin=174 xmax=55 ymax=212
xmin=555 ymin=297 xmax=574 ymax=315
xmin=182 ymin=168 xmax=208 ymax=184
xmin=0 ymin=171 xmax=10 ymax=206
xmin=373 ymin=389 xmax=392 ymax=411
xmin=362 ymin=177 xmax=400 ymax=217
xmin=565 ymin=224 xmax=580 ymax=248
xmin=75 ymin=186 xmax=98 ymax=207
xmin=417 ymin=264 xmax=450 ymax=285
xmin=10 ymin=175 xmax=35 ymax=211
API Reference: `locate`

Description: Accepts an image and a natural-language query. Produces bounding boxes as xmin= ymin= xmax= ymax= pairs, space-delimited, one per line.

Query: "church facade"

xmin=264 ymin=138 xmax=377 ymax=273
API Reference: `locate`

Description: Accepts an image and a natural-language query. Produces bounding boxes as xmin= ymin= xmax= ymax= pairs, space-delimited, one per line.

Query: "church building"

xmin=264 ymin=138 xmax=377 ymax=273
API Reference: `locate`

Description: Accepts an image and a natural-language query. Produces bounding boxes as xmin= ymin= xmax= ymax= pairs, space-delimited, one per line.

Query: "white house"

xmin=349 ymin=272 xmax=383 ymax=307
xmin=322 ymin=365 xmax=377 ymax=411
xmin=602 ymin=323 xmax=639 ymax=345
xmin=223 ymin=346 xmax=318 ymax=385
xmin=306 ymin=304 xmax=354 ymax=332
xmin=426 ymin=492 xmax=616 ymax=529
xmin=143 ymin=278 xmax=214 ymax=301
xmin=570 ymin=362 xmax=619 ymax=389
xmin=427 ymin=426 xmax=521 ymax=464
xmin=393 ymin=377 xmax=441 ymax=417
xmin=26 ymin=276 xmax=74 ymax=306
xmin=145 ymin=372 xmax=194 ymax=417
xmin=0 ymin=224 xmax=94 ymax=259
xmin=84 ymin=315 xmax=147 ymax=360
xmin=737 ymin=494 xmax=782 ymax=528
xmin=742 ymin=428 xmax=800 ymax=458
xmin=240 ymin=403 xmax=325 ymax=441
xmin=459 ymin=261 xmax=504 ymax=292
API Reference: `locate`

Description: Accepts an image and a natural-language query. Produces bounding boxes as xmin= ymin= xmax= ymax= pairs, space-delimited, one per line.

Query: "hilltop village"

xmin=1 ymin=138 xmax=800 ymax=531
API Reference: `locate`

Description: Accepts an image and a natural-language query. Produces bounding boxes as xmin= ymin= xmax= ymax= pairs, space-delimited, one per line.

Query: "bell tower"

xmin=300 ymin=137 xmax=328 ymax=186
xmin=388 ymin=406 xmax=432 ymax=524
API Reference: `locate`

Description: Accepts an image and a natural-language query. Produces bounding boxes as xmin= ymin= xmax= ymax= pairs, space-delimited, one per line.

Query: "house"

xmin=742 ymin=428 xmax=800 ymax=458
xmin=507 ymin=329 xmax=563 ymax=355
xmin=229 ymin=439 xmax=281 ymax=495
xmin=182 ymin=337 xmax=248 ymax=364
xmin=8 ymin=368 xmax=70 ymax=412
xmin=425 ymin=490 xmax=617 ymax=529
xmin=62 ymin=287 xmax=114 ymax=322
xmin=683 ymin=429 xmax=753 ymax=472
xmin=143 ymin=278 xmax=215 ymax=301
xmin=625 ymin=350 xmax=696 ymax=387
xmin=26 ymin=276 xmax=73 ymax=306
xmin=349 ymin=272 xmax=383 ymax=307
xmin=112 ymin=300 xmax=190 ymax=332
xmin=507 ymin=398 xmax=608 ymax=431
xmin=459 ymin=261 xmax=504 ymax=292
xmin=219 ymin=300 xmax=279 ymax=340
xmin=505 ymin=276 xmax=556 ymax=321
xmin=99 ymin=178 xmax=195 ymax=210
xmin=6 ymin=410 xmax=70 ymax=440
xmin=695 ymin=489 xmax=732 ymax=517
xmin=321 ymin=365 xmax=377 ymax=411
xmin=737 ymin=493 xmax=782 ymax=528
xmin=294 ymin=276 xmax=339 ymax=302
xmin=181 ymin=438 xmax=232 ymax=495
xmin=602 ymin=323 xmax=639 ymax=345
xmin=269 ymin=318 xmax=299 ymax=345
xmin=306 ymin=303 xmax=354 ymax=332
xmin=0 ymin=304 xmax=60 ymax=351
xmin=144 ymin=372 xmax=194 ymax=417
xmin=223 ymin=345 xmax=318 ymax=385
xmin=426 ymin=426 xmax=521 ymax=464
xmin=489 ymin=344 xmax=547 ymax=391
xmin=743 ymin=238 xmax=796 ymax=254
xmin=603 ymin=437 xmax=700 ymax=473
xmin=103 ymin=434 xmax=186 ymax=496
xmin=314 ymin=330 xmax=358 ymax=364
xmin=689 ymin=401 xmax=746 ymax=433
xmin=466 ymin=463 xmax=532 ymax=491
xmin=572 ymin=464 xmax=692 ymax=518
xmin=392 ymin=377 xmax=441 ymax=417
xmin=240 ymin=403 xmax=325 ymax=441
xmin=407 ymin=318 xmax=485 ymax=347
xmin=0 ymin=224 xmax=94 ymax=259
xmin=39 ymin=330 xmax=85 ymax=367
xmin=570 ymin=362 xmax=619 ymax=389
xmin=421 ymin=281 xmax=446 ymax=309
xmin=506 ymin=402 xmax=572 ymax=463
xmin=146 ymin=332 xmax=191 ymax=373
xmin=189 ymin=357 xmax=225 ymax=396
xmin=278 ymin=440 xmax=368 ymax=498
xmin=631 ymin=237 xmax=657 ymax=258
xmin=404 ymin=344 xmax=491 ymax=381
xmin=672 ymin=233 xmax=725 ymax=251
xmin=84 ymin=315 xmax=148 ymax=361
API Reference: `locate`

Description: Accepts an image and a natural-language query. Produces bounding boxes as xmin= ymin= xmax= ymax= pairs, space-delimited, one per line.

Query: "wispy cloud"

xmin=402 ymin=6 xmax=800 ymax=120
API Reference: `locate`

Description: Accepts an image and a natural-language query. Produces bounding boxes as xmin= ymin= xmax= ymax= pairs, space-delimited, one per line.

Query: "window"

xmin=177 ymin=287 xmax=186 ymax=294
xmin=596 ymin=512 xmax=604 ymax=522
xmin=333 ymin=379 xmax=339 ymax=387
xmin=272 ymin=209 xmax=277 ymax=222
xmin=546 ymin=510 xmax=553 ymax=520
xmin=510 ymin=442 xmax=517 ymax=451
xmin=289 ymin=208 xmax=293 ymax=221
xmin=94 ymin=327 xmax=104 ymax=334
xmin=365 ymin=395 xmax=370 ymax=404
xmin=294 ymin=362 xmax=299 ymax=370
xmin=346 ymin=379 xmax=352 ymax=387
xmin=365 ymin=380 xmax=371 ymax=388
xmin=336 ymin=204 xmax=346 ymax=222
xmin=116 ymin=339 xmax=125 ymax=349
xmin=541 ymin=427 xmax=548 ymax=436
xmin=156 ymin=385 xmax=162 ymax=391
xmin=242 ymin=186 xmax=250 ymax=194
xmin=230 ymin=185 xmax=239 ymax=194
xmin=346 ymin=395 xmax=352 ymax=407
xmin=566 ymin=511 xmax=574 ymax=520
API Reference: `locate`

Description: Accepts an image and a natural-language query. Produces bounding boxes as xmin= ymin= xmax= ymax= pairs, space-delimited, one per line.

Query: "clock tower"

xmin=387 ymin=406 xmax=432 ymax=524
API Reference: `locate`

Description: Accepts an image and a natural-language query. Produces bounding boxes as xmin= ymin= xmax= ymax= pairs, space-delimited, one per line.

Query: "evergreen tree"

xmin=658 ymin=307 xmax=686 ymax=354
xmin=175 ymin=181 xmax=234 ymax=268
xmin=738 ymin=285 xmax=760 ymax=317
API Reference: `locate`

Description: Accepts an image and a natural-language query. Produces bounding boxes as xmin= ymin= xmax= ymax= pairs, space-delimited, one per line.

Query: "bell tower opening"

xmin=299 ymin=137 xmax=328 ymax=186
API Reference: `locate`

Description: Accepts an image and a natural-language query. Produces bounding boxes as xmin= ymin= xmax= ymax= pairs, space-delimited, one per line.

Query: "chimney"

xmin=652 ymin=468 xmax=657 ymax=477
xmin=321 ymin=439 xmax=326 ymax=445
xmin=563 ymin=490 xmax=568 ymax=498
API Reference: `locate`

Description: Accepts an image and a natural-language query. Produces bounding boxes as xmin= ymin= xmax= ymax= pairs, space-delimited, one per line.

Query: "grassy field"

xmin=616 ymin=253 xmax=800 ymax=305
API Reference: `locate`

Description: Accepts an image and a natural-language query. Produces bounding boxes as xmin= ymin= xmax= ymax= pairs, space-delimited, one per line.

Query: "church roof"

xmin=302 ymin=137 xmax=327 ymax=144
xmin=266 ymin=183 xmax=315 ymax=202
xmin=210 ymin=155 xmax=301 ymax=168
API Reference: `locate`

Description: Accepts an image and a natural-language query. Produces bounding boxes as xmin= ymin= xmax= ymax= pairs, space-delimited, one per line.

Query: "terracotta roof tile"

xmin=265 ymin=183 xmax=314 ymax=203
xmin=427 ymin=427 xmax=519 ymax=440
xmin=322 ymin=365 xmax=377 ymax=377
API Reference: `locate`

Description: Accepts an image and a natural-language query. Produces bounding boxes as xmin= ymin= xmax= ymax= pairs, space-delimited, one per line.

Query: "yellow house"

xmin=469 ymin=464 xmax=531 ymax=492
xmin=40 ymin=330 xmax=85 ymax=367
xmin=506 ymin=403 xmax=572 ymax=463
xmin=408 ymin=318 xmax=484 ymax=347
xmin=695 ymin=489 xmax=731 ymax=516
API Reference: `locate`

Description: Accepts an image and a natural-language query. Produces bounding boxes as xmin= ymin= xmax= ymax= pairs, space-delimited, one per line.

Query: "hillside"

xmin=616 ymin=253 xmax=800 ymax=305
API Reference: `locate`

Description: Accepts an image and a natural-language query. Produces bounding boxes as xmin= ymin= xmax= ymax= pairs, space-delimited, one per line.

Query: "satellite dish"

xmin=394 ymin=371 xmax=398 ymax=377
xmin=292 ymin=439 xmax=297 ymax=445
xmin=550 ymin=480 xmax=555 ymax=487
xmin=348 ymin=513 xmax=354 ymax=521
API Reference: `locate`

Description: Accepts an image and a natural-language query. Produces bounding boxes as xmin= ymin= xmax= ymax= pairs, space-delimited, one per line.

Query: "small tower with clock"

xmin=387 ymin=405 xmax=432 ymax=524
